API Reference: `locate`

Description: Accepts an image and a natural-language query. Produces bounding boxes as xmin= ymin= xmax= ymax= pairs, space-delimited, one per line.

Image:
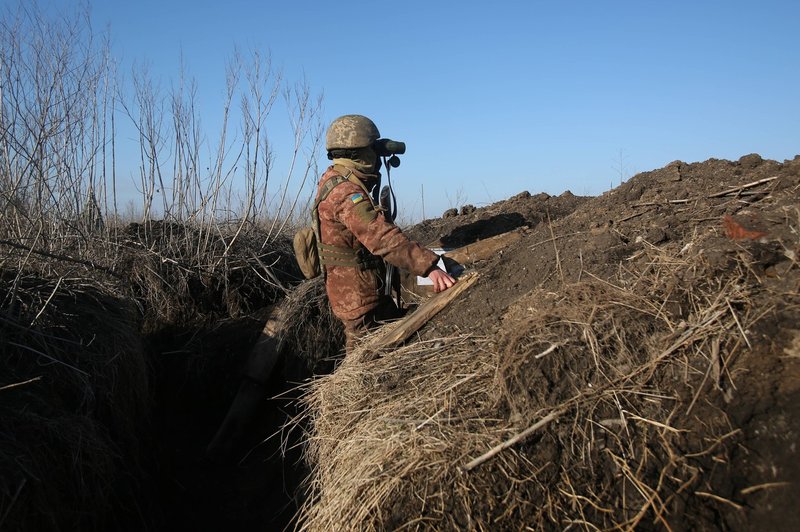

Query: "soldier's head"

xmin=326 ymin=115 xmax=381 ymax=174
xmin=326 ymin=115 xmax=380 ymax=154
xmin=326 ymin=115 xmax=407 ymax=176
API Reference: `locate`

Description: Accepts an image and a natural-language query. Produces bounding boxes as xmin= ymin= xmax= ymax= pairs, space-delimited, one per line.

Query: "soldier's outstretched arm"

xmin=335 ymin=185 xmax=439 ymax=277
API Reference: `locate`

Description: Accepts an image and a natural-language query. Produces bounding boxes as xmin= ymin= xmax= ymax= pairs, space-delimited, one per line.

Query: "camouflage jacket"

xmin=316 ymin=164 xmax=439 ymax=321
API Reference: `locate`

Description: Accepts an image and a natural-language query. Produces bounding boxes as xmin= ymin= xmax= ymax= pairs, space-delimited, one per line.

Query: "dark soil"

xmin=405 ymin=153 xmax=800 ymax=529
xmin=429 ymin=155 xmax=799 ymax=332
xmin=407 ymin=189 xmax=589 ymax=247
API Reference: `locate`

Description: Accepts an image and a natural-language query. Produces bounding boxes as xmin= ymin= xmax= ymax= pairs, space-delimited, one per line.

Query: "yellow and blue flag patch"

xmin=350 ymin=193 xmax=365 ymax=205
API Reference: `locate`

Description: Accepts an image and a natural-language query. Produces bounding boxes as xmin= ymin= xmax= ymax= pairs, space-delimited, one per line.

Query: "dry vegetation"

xmin=300 ymin=252 xmax=766 ymax=529
xmin=0 ymin=274 xmax=149 ymax=530
xmin=279 ymin=276 xmax=344 ymax=375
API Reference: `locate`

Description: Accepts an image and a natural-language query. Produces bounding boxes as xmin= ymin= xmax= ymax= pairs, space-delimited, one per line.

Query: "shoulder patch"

xmin=350 ymin=193 xmax=365 ymax=205
xmin=353 ymin=199 xmax=378 ymax=224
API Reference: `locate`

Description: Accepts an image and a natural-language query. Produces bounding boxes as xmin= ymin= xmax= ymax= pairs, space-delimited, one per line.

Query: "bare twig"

xmin=461 ymin=408 xmax=566 ymax=472
xmin=547 ymin=211 xmax=564 ymax=285
xmin=707 ymin=176 xmax=779 ymax=198
xmin=535 ymin=342 xmax=563 ymax=359
xmin=618 ymin=210 xmax=649 ymax=222
xmin=30 ymin=276 xmax=63 ymax=325
xmin=529 ymin=232 xmax=583 ymax=251
xmin=0 ymin=376 xmax=42 ymax=392
xmin=7 ymin=341 xmax=89 ymax=377
xmin=694 ymin=491 xmax=743 ymax=510
xmin=0 ymin=239 xmax=120 ymax=278
xmin=0 ymin=479 xmax=26 ymax=529
xmin=740 ymin=481 xmax=790 ymax=495
xmin=631 ymin=199 xmax=692 ymax=207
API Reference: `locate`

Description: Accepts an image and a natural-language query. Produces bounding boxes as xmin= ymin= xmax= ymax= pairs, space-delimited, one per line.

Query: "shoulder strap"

xmin=313 ymin=174 xmax=349 ymax=211
xmin=332 ymin=164 xmax=374 ymax=200
xmin=312 ymin=166 xmax=375 ymax=235
xmin=311 ymin=168 xmax=383 ymax=272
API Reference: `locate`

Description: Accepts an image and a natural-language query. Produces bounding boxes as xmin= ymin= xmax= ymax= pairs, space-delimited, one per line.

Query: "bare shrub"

xmin=0 ymin=3 xmax=112 ymax=250
xmin=1 ymin=2 xmax=321 ymax=330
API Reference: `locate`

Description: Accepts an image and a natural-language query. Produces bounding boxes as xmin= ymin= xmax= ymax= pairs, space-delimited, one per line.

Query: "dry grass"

xmin=119 ymin=220 xmax=299 ymax=331
xmin=298 ymin=226 xmax=784 ymax=530
xmin=300 ymin=334 xmax=505 ymax=530
xmin=0 ymin=219 xmax=301 ymax=334
xmin=0 ymin=223 xmax=306 ymax=530
xmin=280 ymin=277 xmax=344 ymax=375
xmin=0 ymin=273 xmax=150 ymax=531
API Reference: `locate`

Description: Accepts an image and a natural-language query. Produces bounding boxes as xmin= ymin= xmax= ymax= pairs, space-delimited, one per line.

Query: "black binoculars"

xmin=373 ymin=138 xmax=406 ymax=157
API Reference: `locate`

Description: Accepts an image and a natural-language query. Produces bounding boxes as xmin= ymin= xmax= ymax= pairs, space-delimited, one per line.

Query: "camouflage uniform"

xmin=316 ymin=163 xmax=439 ymax=350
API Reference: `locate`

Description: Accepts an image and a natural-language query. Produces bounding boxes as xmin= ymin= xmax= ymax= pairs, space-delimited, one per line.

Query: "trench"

xmin=141 ymin=315 xmax=313 ymax=531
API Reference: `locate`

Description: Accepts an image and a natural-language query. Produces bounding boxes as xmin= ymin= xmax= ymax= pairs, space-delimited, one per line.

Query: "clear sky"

xmin=24 ymin=0 xmax=800 ymax=220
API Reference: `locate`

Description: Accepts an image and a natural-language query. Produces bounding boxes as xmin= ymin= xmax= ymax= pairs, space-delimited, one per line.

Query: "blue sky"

xmin=30 ymin=0 xmax=800 ymax=219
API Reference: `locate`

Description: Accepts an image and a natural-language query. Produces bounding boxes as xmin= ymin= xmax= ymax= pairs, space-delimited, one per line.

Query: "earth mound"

xmin=300 ymin=153 xmax=800 ymax=530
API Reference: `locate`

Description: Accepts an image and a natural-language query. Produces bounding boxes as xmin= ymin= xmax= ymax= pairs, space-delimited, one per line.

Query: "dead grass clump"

xmin=301 ymin=335 xmax=512 ymax=531
xmin=120 ymin=221 xmax=300 ymax=332
xmin=0 ymin=221 xmax=301 ymax=332
xmin=280 ymin=277 xmax=344 ymax=376
xmin=299 ymin=229 xmax=780 ymax=530
xmin=0 ymin=273 xmax=150 ymax=531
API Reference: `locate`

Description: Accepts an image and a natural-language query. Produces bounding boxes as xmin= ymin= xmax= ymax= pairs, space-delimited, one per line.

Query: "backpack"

xmin=293 ymin=227 xmax=320 ymax=279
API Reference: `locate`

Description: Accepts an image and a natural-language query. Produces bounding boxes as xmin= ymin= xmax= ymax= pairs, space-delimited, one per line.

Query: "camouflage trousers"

xmin=341 ymin=297 xmax=406 ymax=353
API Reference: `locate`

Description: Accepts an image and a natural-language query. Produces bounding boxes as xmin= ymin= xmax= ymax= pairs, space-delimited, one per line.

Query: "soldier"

xmin=315 ymin=114 xmax=456 ymax=350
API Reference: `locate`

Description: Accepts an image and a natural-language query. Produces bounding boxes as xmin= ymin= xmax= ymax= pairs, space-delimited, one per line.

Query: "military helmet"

xmin=326 ymin=115 xmax=380 ymax=151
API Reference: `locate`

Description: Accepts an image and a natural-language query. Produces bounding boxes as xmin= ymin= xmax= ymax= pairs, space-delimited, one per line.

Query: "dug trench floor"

xmin=142 ymin=316 xmax=309 ymax=531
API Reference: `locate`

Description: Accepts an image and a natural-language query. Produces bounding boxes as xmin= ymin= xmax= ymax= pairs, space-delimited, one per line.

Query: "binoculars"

xmin=373 ymin=139 xmax=406 ymax=157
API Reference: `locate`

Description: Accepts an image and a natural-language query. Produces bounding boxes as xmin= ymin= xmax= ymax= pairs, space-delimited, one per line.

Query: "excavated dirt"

xmin=403 ymin=153 xmax=800 ymax=529
xmin=416 ymin=154 xmax=799 ymax=335
xmin=301 ymin=154 xmax=800 ymax=530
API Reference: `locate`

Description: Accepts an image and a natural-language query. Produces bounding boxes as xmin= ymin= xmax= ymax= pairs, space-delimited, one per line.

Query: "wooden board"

xmin=442 ymin=227 xmax=527 ymax=265
xmin=370 ymin=272 xmax=479 ymax=350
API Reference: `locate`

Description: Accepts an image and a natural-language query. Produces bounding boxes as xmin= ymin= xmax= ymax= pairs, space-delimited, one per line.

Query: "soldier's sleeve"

xmin=335 ymin=187 xmax=439 ymax=277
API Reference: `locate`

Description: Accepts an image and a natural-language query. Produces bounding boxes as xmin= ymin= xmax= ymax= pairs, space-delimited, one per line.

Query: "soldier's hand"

xmin=427 ymin=267 xmax=457 ymax=293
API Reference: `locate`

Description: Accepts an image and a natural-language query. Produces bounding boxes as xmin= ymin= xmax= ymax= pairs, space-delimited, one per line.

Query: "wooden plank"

xmin=370 ymin=272 xmax=479 ymax=350
xmin=441 ymin=227 xmax=527 ymax=265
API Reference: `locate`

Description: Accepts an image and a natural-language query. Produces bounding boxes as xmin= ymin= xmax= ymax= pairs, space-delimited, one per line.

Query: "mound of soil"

xmin=302 ymin=153 xmax=800 ymax=530
xmin=429 ymin=153 xmax=800 ymax=528
xmin=407 ymin=189 xmax=589 ymax=248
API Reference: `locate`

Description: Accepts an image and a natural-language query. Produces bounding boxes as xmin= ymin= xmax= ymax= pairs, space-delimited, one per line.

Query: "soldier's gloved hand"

xmin=427 ymin=267 xmax=457 ymax=293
